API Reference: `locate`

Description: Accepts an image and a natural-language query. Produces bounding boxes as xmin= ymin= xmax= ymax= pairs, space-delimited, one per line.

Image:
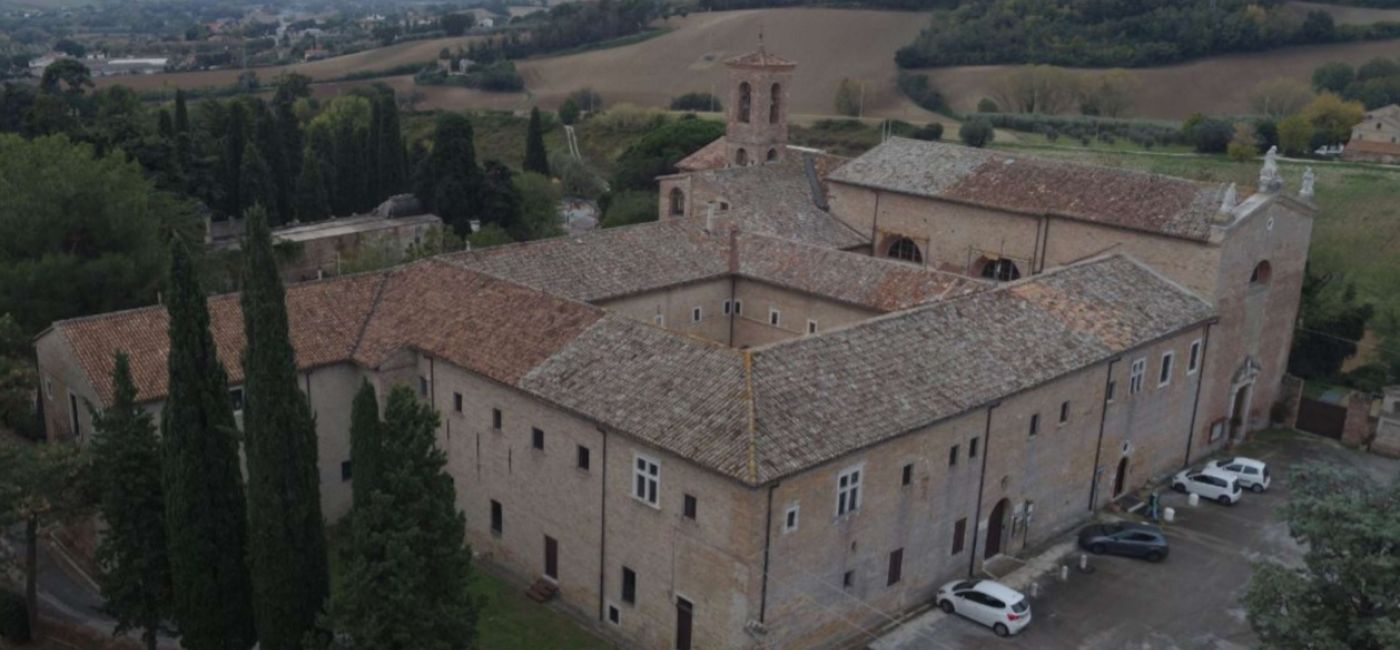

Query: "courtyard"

xmin=874 ymin=429 xmax=1398 ymax=650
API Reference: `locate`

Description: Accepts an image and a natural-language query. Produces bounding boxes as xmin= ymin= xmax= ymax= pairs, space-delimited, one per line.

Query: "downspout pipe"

xmin=759 ymin=483 xmax=776 ymax=623
xmin=1088 ymin=357 xmax=1120 ymax=510
xmin=1183 ymin=323 xmax=1213 ymax=468
xmin=967 ymin=401 xmax=999 ymax=577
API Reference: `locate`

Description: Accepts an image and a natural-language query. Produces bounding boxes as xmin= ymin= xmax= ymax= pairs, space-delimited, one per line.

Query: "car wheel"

xmin=1145 ymin=550 xmax=1163 ymax=563
xmin=1250 ymin=483 xmax=1264 ymax=493
xmin=1090 ymin=543 xmax=1106 ymax=555
xmin=993 ymin=623 xmax=1010 ymax=637
xmin=939 ymin=599 xmax=954 ymax=614
xmin=1218 ymin=494 xmax=1232 ymax=505
xmin=1173 ymin=482 xmax=1186 ymax=493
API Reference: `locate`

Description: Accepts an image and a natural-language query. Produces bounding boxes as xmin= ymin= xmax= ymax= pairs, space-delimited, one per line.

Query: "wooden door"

xmin=675 ymin=597 xmax=693 ymax=650
xmin=985 ymin=499 xmax=1008 ymax=558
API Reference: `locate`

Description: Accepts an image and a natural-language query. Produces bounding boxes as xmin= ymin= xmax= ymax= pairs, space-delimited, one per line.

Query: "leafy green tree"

xmin=1244 ymin=463 xmax=1400 ymax=650
xmin=514 ymin=171 xmax=563 ymax=241
xmin=1312 ymin=62 xmax=1355 ymax=94
xmin=0 ymin=134 xmax=193 ymax=335
xmin=239 ymin=206 xmax=329 ymax=650
xmin=0 ymin=440 xmax=91 ymax=634
xmin=1289 ymin=265 xmax=1374 ymax=380
xmin=90 ymin=352 xmax=171 ymax=650
xmin=1277 ymin=114 xmax=1315 ymax=156
xmin=523 ymin=107 xmax=550 ymax=177
xmin=479 ymin=159 xmax=522 ymax=236
xmin=39 ymin=58 xmax=92 ymax=97
xmin=959 ymin=118 xmax=995 ymax=148
xmin=558 ymin=98 xmax=580 ymax=126
xmin=609 ymin=117 xmax=724 ymax=192
xmin=600 ymin=190 xmax=658 ymax=229
xmin=467 ymin=223 xmax=513 ymax=248
xmin=349 ymin=380 xmax=382 ymax=511
xmin=1300 ymin=92 xmax=1365 ymax=145
xmin=834 ymin=78 xmax=861 ymax=117
xmin=0 ymin=314 xmax=37 ymax=437
xmin=326 ymin=386 xmax=478 ymax=650
xmin=1227 ymin=122 xmax=1257 ymax=162
xmin=416 ymin=113 xmax=483 ymax=235
xmin=160 ymin=238 xmax=256 ymax=650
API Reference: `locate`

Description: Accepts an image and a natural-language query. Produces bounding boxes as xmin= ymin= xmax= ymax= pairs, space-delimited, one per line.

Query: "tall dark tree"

xmin=221 ymin=102 xmax=250 ymax=218
xmin=349 ymin=379 xmax=382 ymax=510
xmin=161 ymin=238 xmax=256 ymax=650
xmin=173 ymin=90 xmax=191 ymax=180
xmin=327 ymin=386 xmax=478 ymax=649
xmin=293 ymin=153 xmax=331 ymax=222
xmin=374 ymin=93 xmax=406 ymax=200
xmin=173 ymin=89 xmax=190 ymax=136
xmin=523 ymin=106 xmax=549 ymax=177
xmin=479 ymin=159 xmax=522 ymax=236
xmin=239 ymin=205 xmax=329 ymax=650
xmin=1289 ymin=265 xmax=1374 ymax=380
xmin=252 ymin=102 xmax=292 ymax=225
xmin=91 ymin=352 xmax=171 ymax=650
xmin=416 ymin=113 xmax=482 ymax=235
xmin=239 ymin=141 xmax=276 ymax=220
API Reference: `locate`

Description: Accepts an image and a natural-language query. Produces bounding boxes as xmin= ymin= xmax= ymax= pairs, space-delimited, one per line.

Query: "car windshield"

xmin=1011 ymin=599 xmax=1029 ymax=613
xmin=953 ymin=580 xmax=977 ymax=591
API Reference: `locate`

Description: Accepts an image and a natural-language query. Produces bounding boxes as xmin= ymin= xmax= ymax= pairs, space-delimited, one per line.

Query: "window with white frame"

xmin=1158 ymin=351 xmax=1175 ymax=387
xmin=1129 ymin=358 xmax=1146 ymax=394
xmin=783 ymin=503 xmax=799 ymax=533
xmin=836 ymin=466 xmax=862 ymax=516
xmin=1188 ymin=339 xmax=1202 ymax=375
xmin=633 ymin=454 xmax=660 ymax=507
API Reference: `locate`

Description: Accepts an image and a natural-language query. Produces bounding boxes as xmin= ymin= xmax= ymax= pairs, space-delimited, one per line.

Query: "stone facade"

xmin=1342 ymin=104 xmax=1400 ymax=164
xmin=724 ymin=49 xmax=794 ymax=167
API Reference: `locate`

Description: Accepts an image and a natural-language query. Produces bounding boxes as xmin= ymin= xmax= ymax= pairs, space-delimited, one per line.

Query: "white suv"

xmin=1171 ymin=467 xmax=1242 ymax=505
xmin=936 ymin=579 xmax=1032 ymax=637
xmin=1207 ymin=456 xmax=1271 ymax=492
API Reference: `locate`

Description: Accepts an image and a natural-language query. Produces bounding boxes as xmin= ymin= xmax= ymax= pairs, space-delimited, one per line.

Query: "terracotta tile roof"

xmin=57 ymin=272 xmax=386 ymax=405
xmin=676 ymin=137 xmax=729 ymax=173
xmin=1345 ymin=139 xmax=1400 ymax=156
xmin=828 ymin=138 xmax=1229 ymax=241
xmin=689 ymin=155 xmax=868 ymax=249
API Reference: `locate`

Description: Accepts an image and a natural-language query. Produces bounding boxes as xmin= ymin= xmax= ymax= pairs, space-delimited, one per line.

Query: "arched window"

xmin=738 ymin=82 xmax=752 ymax=124
xmin=735 ymin=148 xmax=748 ymax=166
xmin=669 ymin=187 xmax=685 ymax=216
xmin=886 ymin=237 xmax=923 ymax=264
xmin=980 ymin=259 xmax=1021 ymax=282
xmin=1250 ymin=260 xmax=1271 ymax=287
xmin=769 ymin=83 xmax=782 ymax=124
xmin=766 ymin=148 xmax=778 ymax=162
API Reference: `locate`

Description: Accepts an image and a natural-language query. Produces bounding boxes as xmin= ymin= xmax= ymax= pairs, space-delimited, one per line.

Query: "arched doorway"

xmin=735 ymin=148 xmax=748 ymax=166
xmin=668 ymin=187 xmax=685 ymax=216
xmin=766 ymin=147 xmax=778 ymax=162
xmin=1113 ymin=457 xmax=1128 ymax=498
xmin=886 ymin=237 xmax=923 ymax=264
xmin=980 ymin=258 xmax=1022 ymax=282
xmin=985 ymin=498 xmax=1010 ymax=558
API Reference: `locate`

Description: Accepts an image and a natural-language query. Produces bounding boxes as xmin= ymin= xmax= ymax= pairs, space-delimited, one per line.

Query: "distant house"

xmin=1342 ymin=104 xmax=1400 ymax=164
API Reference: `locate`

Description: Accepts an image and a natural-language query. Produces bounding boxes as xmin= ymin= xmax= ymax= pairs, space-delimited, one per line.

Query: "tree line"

xmin=896 ymin=0 xmax=1400 ymax=69
xmin=463 ymin=0 xmax=661 ymax=62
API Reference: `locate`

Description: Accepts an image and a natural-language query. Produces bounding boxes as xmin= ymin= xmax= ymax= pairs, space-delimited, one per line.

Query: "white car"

xmin=936 ymin=579 xmax=1032 ymax=637
xmin=1171 ymin=467 xmax=1242 ymax=505
xmin=1207 ymin=456 xmax=1271 ymax=492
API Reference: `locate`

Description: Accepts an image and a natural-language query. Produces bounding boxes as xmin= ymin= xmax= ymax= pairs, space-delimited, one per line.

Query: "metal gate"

xmin=1296 ymin=397 xmax=1347 ymax=439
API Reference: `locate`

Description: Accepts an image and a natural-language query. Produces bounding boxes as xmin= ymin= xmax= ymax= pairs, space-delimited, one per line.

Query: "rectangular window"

xmin=969 ymin=437 xmax=979 ymax=459
xmin=723 ymin=300 xmax=732 ymax=315
xmin=807 ymin=320 xmax=818 ymax=335
xmin=901 ymin=463 xmax=913 ymax=486
xmin=692 ymin=307 xmax=702 ymax=323
xmin=418 ymin=376 xmax=429 ymax=397
xmin=607 ymin=605 xmax=620 ymax=625
xmin=1188 ymin=339 xmax=1202 ymax=375
xmin=654 ymin=313 xmax=664 ymax=327
xmin=1159 ymin=351 xmax=1175 ymax=387
xmin=531 ymin=427 xmax=544 ymax=450
xmin=952 ymin=518 xmax=967 ymax=555
xmin=948 ymin=444 xmax=959 ymax=466
xmin=769 ymin=308 xmax=781 ymax=327
xmin=229 ymin=387 xmax=245 ymax=413
xmin=621 ymin=567 xmax=636 ymax=605
xmin=836 ymin=466 xmax=862 ymax=516
xmin=1107 ymin=380 xmax=1117 ymax=402
xmin=453 ymin=392 xmax=463 ymax=413
xmin=577 ymin=445 xmax=591 ymax=470
xmin=683 ymin=494 xmax=698 ymax=520
xmin=1059 ymin=400 xmax=1070 ymax=424
xmin=492 ymin=408 xmax=502 ymax=431
xmin=1129 ymin=358 xmax=1146 ymax=394
xmin=1029 ymin=413 xmax=1040 ymax=437
xmin=733 ymin=300 xmax=742 ymax=315
xmin=887 ymin=548 xmax=904 ymax=586
xmin=1209 ymin=419 xmax=1226 ymax=442
xmin=842 ymin=570 xmax=854 ymax=589
xmin=490 ymin=500 xmax=503 ymax=535
xmin=783 ymin=504 xmax=799 ymax=533
xmin=340 ymin=460 xmax=352 ymax=482
xmin=633 ymin=454 xmax=660 ymax=507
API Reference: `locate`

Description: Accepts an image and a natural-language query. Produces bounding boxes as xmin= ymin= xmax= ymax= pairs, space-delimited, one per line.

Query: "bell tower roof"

xmin=725 ymin=49 xmax=796 ymax=69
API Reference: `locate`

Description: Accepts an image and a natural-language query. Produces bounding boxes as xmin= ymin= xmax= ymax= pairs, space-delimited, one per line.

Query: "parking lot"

xmin=875 ymin=430 xmax=1399 ymax=650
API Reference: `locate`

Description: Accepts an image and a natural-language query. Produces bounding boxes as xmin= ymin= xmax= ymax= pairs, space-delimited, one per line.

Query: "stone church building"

xmin=34 ymin=47 xmax=1312 ymax=650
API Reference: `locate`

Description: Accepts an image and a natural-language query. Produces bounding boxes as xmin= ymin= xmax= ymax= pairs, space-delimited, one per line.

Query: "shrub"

xmin=959 ymin=118 xmax=995 ymax=148
xmin=896 ymin=72 xmax=947 ymax=114
xmin=567 ymin=88 xmax=604 ymax=113
xmin=1183 ymin=115 xmax=1233 ymax=153
xmin=834 ymin=78 xmax=862 ymax=117
xmin=591 ymin=103 xmax=669 ymax=134
xmin=0 ymin=590 xmax=30 ymax=643
xmin=977 ymin=97 xmax=999 ymax=113
xmin=600 ymin=190 xmax=658 ymax=228
xmin=669 ymin=92 xmax=722 ymax=112
xmin=910 ymin=122 xmax=944 ymax=141
xmin=558 ymin=98 xmax=580 ymax=125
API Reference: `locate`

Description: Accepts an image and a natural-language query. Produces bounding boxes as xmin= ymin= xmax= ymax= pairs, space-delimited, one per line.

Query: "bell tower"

xmin=724 ymin=36 xmax=795 ymax=167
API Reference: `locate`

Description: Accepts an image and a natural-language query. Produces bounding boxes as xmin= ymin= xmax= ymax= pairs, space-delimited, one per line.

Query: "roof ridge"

xmin=742 ymin=348 xmax=758 ymax=484
xmin=349 ymin=268 xmax=394 ymax=365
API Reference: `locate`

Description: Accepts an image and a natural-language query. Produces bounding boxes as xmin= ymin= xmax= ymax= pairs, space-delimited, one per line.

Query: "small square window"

xmin=577 ymin=445 xmax=591 ymax=470
xmin=783 ymin=504 xmax=799 ymax=533
xmin=531 ymin=427 xmax=544 ymax=450
xmin=1029 ymin=413 xmax=1040 ymax=437
xmin=607 ymin=605 xmax=620 ymax=625
xmin=948 ymin=444 xmax=959 ymax=466
xmin=900 ymin=463 xmax=913 ymax=486
xmin=733 ymin=300 xmax=742 ymax=315
xmin=453 ymin=392 xmax=463 ymax=413
xmin=807 ymin=320 xmax=818 ymax=335
xmin=418 ymin=376 xmax=429 ymax=397
xmin=1059 ymin=401 xmax=1070 ymax=424
xmin=492 ymin=408 xmax=502 ymax=431
xmin=769 ymin=309 xmax=780 ymax=326
xmin=692 ymin=307 xmax=702 ymax=322
xmin=340 ymin=460 xmax=352 ymax=482
xmin=969 ymin=437 xmax=979 ymax=459
xmin=683 ymin=494 xmax=697 ymax=519
xmin=842 ymin=570 xmax=854 ymax=589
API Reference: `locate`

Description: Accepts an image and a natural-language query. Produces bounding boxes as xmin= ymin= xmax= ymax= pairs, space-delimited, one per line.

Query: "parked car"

xmin=1207 ymin=456 xmax=1271 ymax=492
xmin=936 ymin=579 xmax=1031 ymax=637
xmin=1171 ymin=467 xmax=1242 ymax=505
xmin=1077 ymin=522 xmax=1169 ymax=561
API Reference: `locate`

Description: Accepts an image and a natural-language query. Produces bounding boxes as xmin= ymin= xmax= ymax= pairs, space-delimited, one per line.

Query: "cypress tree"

xmin=222 ymin=102 xmax=250 ymax=218
xmin=239 ymin=205 xmax=329 ymax=650
xmin=173 ymin=89 xmax=189 ymax=135
xmin=253 ymin=101 xmax=292 ymax=226
xmin=91 ymin=352 xmax=171 ymax=650
xmin=173 ymin=90 xmax=192 ymax=185
xmin=157 ymin=109 xmax=174 ymax=140
xmin=327 ymin=386 xmax=477 ymax=649
xmin=523 ymin=106 xmax=549 ymax=177
xmin=239 ymin=141 xmax=276 ymax=219
xmin=161 ymin=238 xmax=256 ymax=650
xmin=416 ymin=113 xmax=482 ymax=235
xmin=349 ymin=379 xmax=381 ymax=511
xmin=376 ymin=94 xmax=406 ymax=199
xmin=293 ymin=154 xmax=331 ymax=222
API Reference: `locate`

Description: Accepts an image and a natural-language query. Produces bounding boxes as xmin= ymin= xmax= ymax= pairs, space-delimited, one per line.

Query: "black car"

xmin=1077 ymin=522 xmax=1169 ymax=562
